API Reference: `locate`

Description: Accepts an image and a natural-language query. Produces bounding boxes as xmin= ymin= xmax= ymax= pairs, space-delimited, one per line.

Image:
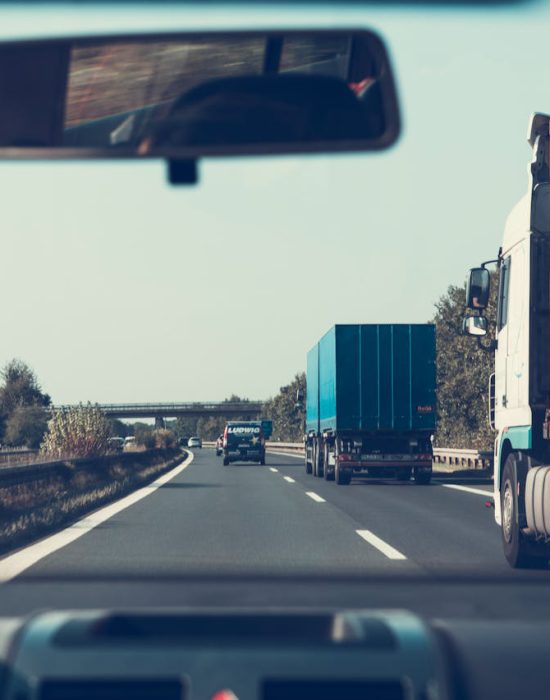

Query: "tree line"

xmin=0 ymin=274 xmax=498 ymax=451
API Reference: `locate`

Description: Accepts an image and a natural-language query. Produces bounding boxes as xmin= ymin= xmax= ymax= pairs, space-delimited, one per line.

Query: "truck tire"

xmin=324 ymin=443 xmax=334 ymax=481
xmin=305 ymin=450 xmax=312 ymax=475
xmin=260 ymin=453 xmax=266 ymax=466
xmin=396 ymin=467 xmax=412 ymax=482
xmin=335 ymin=460 xmax=351 ymax=485
xmin=501 ymin=454 xmax=550 ymax=569
xmin=223 ymin=456 xmax=230 ymax=466
xmin=413 ymin=467 xmax=432 ymax=485
xmin=313 ymin=440 xmax=324 ymax=478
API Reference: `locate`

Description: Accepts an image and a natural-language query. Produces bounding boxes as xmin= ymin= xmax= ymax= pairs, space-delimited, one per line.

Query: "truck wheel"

xmin=413 ymin=467 xmax=432 ymax=485
xmin=223 ymin=457 xmax=230 ymax=466
xmin=501 ymin=454 xmax=550 ymax=569
xmin=260 ymin=453 xmax=266 ymax=466
xmin=335 ymin=461 xmax=351 ymax=485
xmin=313 ymin=440 xmax=324 ymax=478
xmin=305 ymin=450 xmax=312 ymax=475
xmin=324 ymin=444 xmax=334 ymax=481
xmin=396 ymin=468 xmax=412 ymax=481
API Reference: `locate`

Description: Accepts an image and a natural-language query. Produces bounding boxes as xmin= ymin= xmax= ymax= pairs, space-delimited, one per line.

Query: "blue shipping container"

xmin=307 ymin=324 xmax=436 ymax=434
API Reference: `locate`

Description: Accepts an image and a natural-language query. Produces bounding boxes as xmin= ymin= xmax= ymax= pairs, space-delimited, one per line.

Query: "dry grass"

xmin=0 ymin=449 xmax=182 ymax=555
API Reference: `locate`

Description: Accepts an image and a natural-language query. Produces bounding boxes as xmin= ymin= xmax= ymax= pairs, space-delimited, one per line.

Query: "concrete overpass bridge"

xmin=55 ymin=401 xmax=264 ymax=427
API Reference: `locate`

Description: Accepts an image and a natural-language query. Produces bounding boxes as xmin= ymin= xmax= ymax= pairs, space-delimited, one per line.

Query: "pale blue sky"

xmin=0 ymin=1 xmax=547 ymax=404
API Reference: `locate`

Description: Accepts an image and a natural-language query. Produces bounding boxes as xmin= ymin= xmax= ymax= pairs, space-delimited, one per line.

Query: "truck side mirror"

xmin=462 ymin=315 xmax=488 ymax=337
xmin=296 ymin=389 xmax=304 ymax=407
xmin=466 ymin=267 xmax=490 ymax=309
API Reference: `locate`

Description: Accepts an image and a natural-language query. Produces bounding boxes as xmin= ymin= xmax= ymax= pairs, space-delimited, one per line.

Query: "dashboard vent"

xmin=263 ymin=679 xmax=404 ymax=700
xmin=39 ymin=679 xmax=185 ymax=700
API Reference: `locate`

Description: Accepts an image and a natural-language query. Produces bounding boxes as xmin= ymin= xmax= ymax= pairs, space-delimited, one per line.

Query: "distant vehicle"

xmin=179 ymin=437 xmax=189 ymax=447
xmin=223 ymin=422 xmax=265 ymax=466
xmin=188 ymin=436 xmax=202 ymax=448
xmin=305 ymin=324 xmax=436 ymax=485
xmin=123 ymin=436 xmax=136 ymax=449
xmin=215 ymin=435 xmax=223 ymax=456
xmin=107 ymin=437 xmax=125 ymax=453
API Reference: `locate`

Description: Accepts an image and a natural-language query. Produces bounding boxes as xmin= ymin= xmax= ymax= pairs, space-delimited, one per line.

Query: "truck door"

xmin=505 ymin=243 xmax=529 ymax=412
xmin=495 ymin=255 xmax=511 ymax=424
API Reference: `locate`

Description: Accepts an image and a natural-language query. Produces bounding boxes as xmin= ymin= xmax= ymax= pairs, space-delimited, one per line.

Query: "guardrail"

xmin=432 ymin=447 xmax=492 ymax=469
xmin=0 ymin=449 xmax=177 ymax=489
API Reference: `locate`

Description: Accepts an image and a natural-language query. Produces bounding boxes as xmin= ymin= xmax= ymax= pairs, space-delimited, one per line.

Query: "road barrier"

xmin=0 ymin=448 xmax=181 ymax=489
xmin=205 ymin=441 xmax=493 ymax=470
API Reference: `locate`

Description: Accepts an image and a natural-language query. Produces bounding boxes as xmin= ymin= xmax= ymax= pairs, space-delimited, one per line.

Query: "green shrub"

xmin=41 ymin=403 xmax=111 ymax=458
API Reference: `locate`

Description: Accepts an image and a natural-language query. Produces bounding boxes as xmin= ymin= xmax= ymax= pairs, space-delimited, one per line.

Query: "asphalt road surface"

xmin=2 ymin=447 xmax=548 ymax=615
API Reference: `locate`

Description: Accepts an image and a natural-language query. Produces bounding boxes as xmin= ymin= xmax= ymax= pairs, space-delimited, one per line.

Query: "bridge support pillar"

xmin=155 ymin=416 xmax=165 ymax=429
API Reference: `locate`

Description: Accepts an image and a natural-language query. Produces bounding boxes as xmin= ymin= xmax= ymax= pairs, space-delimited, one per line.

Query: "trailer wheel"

xmin=413 ymin=468 xmax=431 ymax=485
xmin=223 ymin=456 xmax=230 ymax=466
xmin=335 ymin=461 xmax=351 ymax=485
xmin=313 ymin=440 xmax=324 ymax=478
xmin=324 ymin=444 xmax=334 ymax=481
xmin=305 ymin=448 xmax=312 ymax=475
xmin=501 ymin=454 xmax=550 ymax=569
xmin=396 ymin=468 xmax=412 ymax=481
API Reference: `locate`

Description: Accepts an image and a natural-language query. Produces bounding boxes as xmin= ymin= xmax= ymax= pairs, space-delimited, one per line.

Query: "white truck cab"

xmin=464 ymin=113 xmax=550 ymax=568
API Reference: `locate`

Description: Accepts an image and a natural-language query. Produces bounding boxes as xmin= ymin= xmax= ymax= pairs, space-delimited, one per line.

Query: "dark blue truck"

xmin=305 ymin=324 xmax=437 ymax=485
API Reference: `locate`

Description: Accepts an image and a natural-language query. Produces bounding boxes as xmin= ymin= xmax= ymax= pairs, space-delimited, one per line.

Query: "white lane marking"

xmin=283 ymin=476 xmax=296 ymax=483
xmin=306 ymin=491 xmax=326 ymax=503
xmin=356 ymin=530 xmax=407 ymax=560
xmin=267 ymin=451 xmax=304 ymax=459
xmin=440 ymin=483 xmax=492 ymax=497
xmin=269 ymin=468 xmax=278 ymax=473
xmin=0 ymin=452 xmax=194 ymax=584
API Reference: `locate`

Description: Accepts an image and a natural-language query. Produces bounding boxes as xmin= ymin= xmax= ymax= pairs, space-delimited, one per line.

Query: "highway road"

xmin=2 ymin=447 xmax=548 ymax=616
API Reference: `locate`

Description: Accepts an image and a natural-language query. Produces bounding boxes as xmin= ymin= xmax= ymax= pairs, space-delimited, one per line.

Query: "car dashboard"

xmin=0 ymin=608 xmax=549 ymax=700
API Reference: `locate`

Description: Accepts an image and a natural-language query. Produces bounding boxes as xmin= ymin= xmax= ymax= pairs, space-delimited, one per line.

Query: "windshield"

xmin=0 ymin=1 xmax=549 ymax=593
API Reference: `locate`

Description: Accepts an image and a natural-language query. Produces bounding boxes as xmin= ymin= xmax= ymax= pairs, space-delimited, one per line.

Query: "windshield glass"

xmin=0 ymin=1 xmax=549 ymax=589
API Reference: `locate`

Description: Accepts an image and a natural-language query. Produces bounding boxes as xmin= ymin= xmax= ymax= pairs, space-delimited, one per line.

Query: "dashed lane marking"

xmin=305 ymin=491 xmax=326 ymax=503
xmin=356 ymin=529 xmax=407 ymax=560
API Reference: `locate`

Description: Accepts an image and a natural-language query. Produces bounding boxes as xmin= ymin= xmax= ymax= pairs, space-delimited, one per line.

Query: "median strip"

xmin=356 ymin=529 xmax=407 ymax=560
xmin=305 ymin=491 xmax=325 ymax=503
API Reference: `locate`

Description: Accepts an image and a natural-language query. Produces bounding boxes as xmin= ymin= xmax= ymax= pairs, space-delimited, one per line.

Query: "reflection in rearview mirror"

xmin=466 ymin=268 xmax=491 ymax=310
xmin=0 ymin=30 xmax=399 ymax=162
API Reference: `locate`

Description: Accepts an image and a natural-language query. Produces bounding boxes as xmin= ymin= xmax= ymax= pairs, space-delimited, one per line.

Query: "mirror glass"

xmin=0 ymin=30 xmax=399 ymax=159
xmin=463 ymin=315 xmax=488 ymax=337
xmin=466 ymin=268 xmax=490 ymax=309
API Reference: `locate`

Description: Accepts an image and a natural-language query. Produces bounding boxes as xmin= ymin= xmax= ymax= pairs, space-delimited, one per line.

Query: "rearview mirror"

xmin=0 ymin=29 xmax=400 ymax=171
xmin=462 ymin=315 xmax=488 ymax=337
xmin=466 ymin=268 xmax=491 ymax=309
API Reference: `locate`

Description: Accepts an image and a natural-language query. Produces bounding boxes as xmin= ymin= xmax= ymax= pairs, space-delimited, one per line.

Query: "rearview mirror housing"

xmin=462 ymin=315 xmax=488 ymax=337
xmin=466 ymin=268 xmax=491 ymax=309
xmin=0 ymin=29 xmax=400 ymax=168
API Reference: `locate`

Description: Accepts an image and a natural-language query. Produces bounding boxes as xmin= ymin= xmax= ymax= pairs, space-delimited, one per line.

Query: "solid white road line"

xmin=267 ymin=451 xmax=304 ymax=459
xmin=356 ymin=529 xmax=407 ymax=560
xmin=441 ymin=483 xmax=493 ymax=497
xmin=269 ymin=468 xmax=279 ymax=473
xmin=305 ymin=491 xmax=326 ymax=503
xmin=0 ymin=452 xmax=194 ymax=584
xmin=283 ymin=476 xmax=296 ymax=483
